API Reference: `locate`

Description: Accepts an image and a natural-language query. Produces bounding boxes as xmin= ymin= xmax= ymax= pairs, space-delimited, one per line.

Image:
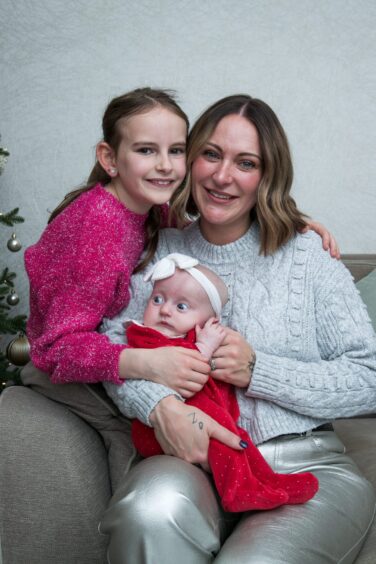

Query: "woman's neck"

xmin=199 ymin=218 xmax=252 ymax=246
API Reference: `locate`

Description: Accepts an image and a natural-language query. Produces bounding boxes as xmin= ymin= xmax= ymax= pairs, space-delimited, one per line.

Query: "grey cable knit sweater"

xmin=102 ymin=221 xmax=376 ymax=445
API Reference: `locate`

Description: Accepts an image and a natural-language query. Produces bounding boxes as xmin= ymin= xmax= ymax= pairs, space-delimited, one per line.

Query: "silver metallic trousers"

xmin=99 ymin=430 xmax=375 ymax=564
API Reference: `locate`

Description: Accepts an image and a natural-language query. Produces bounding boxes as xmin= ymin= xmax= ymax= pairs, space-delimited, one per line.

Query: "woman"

xmin=99 ymin=95 xmax=376 ymax=563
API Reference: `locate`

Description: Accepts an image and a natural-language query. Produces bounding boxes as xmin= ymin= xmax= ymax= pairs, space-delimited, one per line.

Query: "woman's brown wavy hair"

xmin=169 ymin=94 xmax=307 ymax=255
xmin=49 ymin=87 xmax=189 ymax=272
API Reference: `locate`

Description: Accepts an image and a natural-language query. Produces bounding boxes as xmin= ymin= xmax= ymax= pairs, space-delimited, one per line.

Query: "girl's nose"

xmin=156 ymin=152 xmax=172 ymax=173
xmin=212 ymin=161 xmax=232 ymax=185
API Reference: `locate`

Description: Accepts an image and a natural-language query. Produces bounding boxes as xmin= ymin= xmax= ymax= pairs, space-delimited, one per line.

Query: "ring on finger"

xmin=209 ymin=359 xmax=217 ymax=371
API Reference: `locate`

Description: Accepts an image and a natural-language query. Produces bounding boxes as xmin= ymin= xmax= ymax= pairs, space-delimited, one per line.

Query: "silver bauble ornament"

xmin=6 ymin=333 xmax=30 ymax=366
xmin=6 ymin=290 xmax=20 ymax=306
xmin=7 ymin=233 xmax=22 ymax=252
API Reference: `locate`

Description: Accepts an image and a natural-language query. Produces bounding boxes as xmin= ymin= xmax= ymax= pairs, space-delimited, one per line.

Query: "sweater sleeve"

xmin=104 ymin=380 xmax=183 ymax=426
xmin=26 ymin=207 xmax=132 ymax=385
xmin=101 ymin=265 xmax=185 ymax=422
xmin=247 ymin=249 xmax=376 ymax=419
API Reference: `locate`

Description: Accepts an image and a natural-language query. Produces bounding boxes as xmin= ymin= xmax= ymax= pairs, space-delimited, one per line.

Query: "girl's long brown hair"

xmin=49 ymin=87 xmax=189 ymax=272
xmin=169 ymin=94 xmax=308 ymax=255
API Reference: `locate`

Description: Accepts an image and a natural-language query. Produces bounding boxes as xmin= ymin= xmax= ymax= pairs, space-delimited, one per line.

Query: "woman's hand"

xmin=149 ymin=395 xmax=245 ymax=470
xmin=119 ymin=347 xmax=210 ymax=397
xmin=210 ymin=327 xmax=254 ymax=388
xmin=302 ymin=221 xmax=340 ymax=259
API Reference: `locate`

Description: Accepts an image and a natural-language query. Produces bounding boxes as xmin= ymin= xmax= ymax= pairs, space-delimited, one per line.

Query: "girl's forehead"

xmin=118 ymin=107 xmax=187 ymax=138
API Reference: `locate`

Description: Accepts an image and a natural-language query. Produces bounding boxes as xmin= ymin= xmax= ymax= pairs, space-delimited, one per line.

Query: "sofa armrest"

xmin=334 ymin=418 xmax=376 ymax=564
xmin=0 ymin=386 xmax=110 ymax=564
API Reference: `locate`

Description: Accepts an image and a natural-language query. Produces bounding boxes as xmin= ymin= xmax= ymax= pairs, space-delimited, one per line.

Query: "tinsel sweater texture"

xmin=25 ymin=184 xmax=166 ymax=385
xmin=102 ymin=221 xmax=376 ymax=444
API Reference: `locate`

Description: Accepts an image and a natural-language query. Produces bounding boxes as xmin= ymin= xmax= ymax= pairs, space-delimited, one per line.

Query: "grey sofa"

xmin=0 ymin=255 xmax=375 ymax=564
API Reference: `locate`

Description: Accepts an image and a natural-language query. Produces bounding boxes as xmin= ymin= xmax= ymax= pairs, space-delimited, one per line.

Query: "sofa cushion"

xmin=356 ymin=268 xmax=376 ymax=331
xmin=0 ymin=386 xmax=110 ymax=564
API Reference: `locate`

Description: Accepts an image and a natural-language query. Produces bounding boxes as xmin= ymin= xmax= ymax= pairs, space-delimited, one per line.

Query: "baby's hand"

xmin=195 ymin=318 xmax=226 ymax=360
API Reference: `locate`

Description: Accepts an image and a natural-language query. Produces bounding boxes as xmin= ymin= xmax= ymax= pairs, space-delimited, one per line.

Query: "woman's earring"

xmin=109 ymin=168 xmax=117 ymax=177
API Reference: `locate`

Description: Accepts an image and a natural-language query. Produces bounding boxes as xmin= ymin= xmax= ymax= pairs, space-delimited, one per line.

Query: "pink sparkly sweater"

xmin=25 ymin=183 xmax=165 ymax=385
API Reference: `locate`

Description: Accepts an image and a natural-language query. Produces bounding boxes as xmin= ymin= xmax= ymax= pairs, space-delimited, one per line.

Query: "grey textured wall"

xmin=0 ymin=0 xmax=375 ymax=317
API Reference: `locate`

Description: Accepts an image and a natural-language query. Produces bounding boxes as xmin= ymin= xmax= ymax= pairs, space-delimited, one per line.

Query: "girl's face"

xmin=191 ymin=114 xmax=263 ymax=244
xmin=111 ymin=106 xmax=187 ymax=214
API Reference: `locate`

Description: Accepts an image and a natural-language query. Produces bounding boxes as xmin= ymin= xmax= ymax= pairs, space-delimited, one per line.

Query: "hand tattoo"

xmin=188 ymin=411 xmax=204 ymax=430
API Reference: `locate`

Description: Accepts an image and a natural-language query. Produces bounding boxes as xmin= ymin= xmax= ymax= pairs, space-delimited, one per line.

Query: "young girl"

xmin=105 ymin=253 xmax=319 ymax=513
xmin=25 ymin=88 xmax=190 ymax=386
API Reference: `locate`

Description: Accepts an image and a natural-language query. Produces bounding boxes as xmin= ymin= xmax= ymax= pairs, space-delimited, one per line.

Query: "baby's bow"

xmin=143 ymin=253 xmax=199 ymax=282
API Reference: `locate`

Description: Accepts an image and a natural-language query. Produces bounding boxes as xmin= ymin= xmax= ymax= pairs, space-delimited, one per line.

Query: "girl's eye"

xmin=170 ymin=147 xmax=186 ymax=155
xmin=137 ymin=147 xmax=154 ymax=155
xmin=152 ymin=295 xmax=164 ymax=305
xmin=177 ymin=303 xmax=189 ymax=311
xmin=203 ymin=149 xmax=220 ymax=161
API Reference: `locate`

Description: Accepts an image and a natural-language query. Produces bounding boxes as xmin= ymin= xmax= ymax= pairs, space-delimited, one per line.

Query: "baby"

xmin=106 ymin=253 xmax=318 ymax=512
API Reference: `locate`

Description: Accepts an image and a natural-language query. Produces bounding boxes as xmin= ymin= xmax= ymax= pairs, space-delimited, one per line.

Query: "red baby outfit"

xmin=129 ymin=323 xmax=319 ymax=512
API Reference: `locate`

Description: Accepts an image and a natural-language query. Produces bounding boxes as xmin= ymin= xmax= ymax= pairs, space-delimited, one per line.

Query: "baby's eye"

xmin=177 ymin=302 xmax=189 ymax=311
xmin=152 ymin=295 xmax=164 ymax=305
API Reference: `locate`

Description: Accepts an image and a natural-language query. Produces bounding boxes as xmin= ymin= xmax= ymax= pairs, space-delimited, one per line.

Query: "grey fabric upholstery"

xmin=0 ymin=255 xmax=375 ymax=563
xmin=334 ymin=419 xmax=376 ymax=564
xmin=0 ymin=386 xmax=110 ymax=564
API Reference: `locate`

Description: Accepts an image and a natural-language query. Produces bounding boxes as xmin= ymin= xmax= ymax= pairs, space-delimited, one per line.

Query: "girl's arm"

xmin=303 ymin=220 xmax=340 ymax=259
xmin=26 ymin=200 xmax=132 ymax=385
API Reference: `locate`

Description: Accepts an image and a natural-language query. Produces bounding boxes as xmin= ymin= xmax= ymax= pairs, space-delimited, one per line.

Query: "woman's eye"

xmin=177 ymin=303 xmax=189 ymax=311
xmin=203 ymin=149 xmax=220 ymax=161
xmin=239 ymin=160 xmax=256 ymax=170
xmin=152 ymin=295 xmax=164 ymax=304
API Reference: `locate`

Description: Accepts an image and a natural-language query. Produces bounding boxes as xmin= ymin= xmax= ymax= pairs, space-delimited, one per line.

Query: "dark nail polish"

xmin=239 ymin=440 xmax=248 ymax=449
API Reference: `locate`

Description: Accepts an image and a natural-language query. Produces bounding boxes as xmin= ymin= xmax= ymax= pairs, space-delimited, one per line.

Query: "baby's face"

xmin=143 ymin=270 xmax=215 ymax=337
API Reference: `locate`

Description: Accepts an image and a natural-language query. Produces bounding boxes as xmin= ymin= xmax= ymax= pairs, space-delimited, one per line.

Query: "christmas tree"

xmin=0 ymin=143 xmax=28 ymax=391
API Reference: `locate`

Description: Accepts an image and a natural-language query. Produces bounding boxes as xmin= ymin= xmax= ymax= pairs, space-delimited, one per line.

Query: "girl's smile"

xmin=101 ymin=105 xmax=187 ymax=214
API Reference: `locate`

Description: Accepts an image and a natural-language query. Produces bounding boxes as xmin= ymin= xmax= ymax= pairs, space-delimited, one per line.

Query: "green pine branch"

xmin=0 ymin=352 xmax=22 ymax=387
xmin=0 ymin=268 xmax=16 ymax=287
xmin=0 ymin=208 xmax=24 ymax=227
xmin=0 ymin=286 xmax=11 ymax=299
xmin=0 ymin=313 xmax=27 ymax=335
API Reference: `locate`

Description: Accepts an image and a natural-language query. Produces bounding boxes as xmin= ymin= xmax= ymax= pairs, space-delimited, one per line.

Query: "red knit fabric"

xmin=129 ymin=323 xmax=319 ymax=512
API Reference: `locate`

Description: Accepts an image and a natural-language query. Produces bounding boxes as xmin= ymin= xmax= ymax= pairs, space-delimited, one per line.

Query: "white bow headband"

xmin=143 ymin=253 xmax=222 ymax=318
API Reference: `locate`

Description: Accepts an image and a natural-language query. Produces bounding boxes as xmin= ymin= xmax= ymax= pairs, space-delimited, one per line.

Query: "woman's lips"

xmin=205 ymin=187 xmax=236 ymax=202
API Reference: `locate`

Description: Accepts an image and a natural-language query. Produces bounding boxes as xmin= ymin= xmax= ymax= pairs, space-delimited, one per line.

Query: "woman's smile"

xmin=192 ymin=113 xmax=262 ymax=244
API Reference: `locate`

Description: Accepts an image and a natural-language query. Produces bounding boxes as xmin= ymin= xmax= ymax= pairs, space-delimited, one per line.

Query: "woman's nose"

xmin=212 ymin=161 xmax=232 ymax=185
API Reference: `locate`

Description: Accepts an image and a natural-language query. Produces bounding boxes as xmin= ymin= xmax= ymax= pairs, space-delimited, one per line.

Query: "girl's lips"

xmin=147 ymin=179 xmax=175 ymax=186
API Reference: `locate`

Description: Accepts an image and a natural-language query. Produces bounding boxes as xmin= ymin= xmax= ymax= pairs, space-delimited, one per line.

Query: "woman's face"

xmin=191 ymin=114 xmax=262 ymax=245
